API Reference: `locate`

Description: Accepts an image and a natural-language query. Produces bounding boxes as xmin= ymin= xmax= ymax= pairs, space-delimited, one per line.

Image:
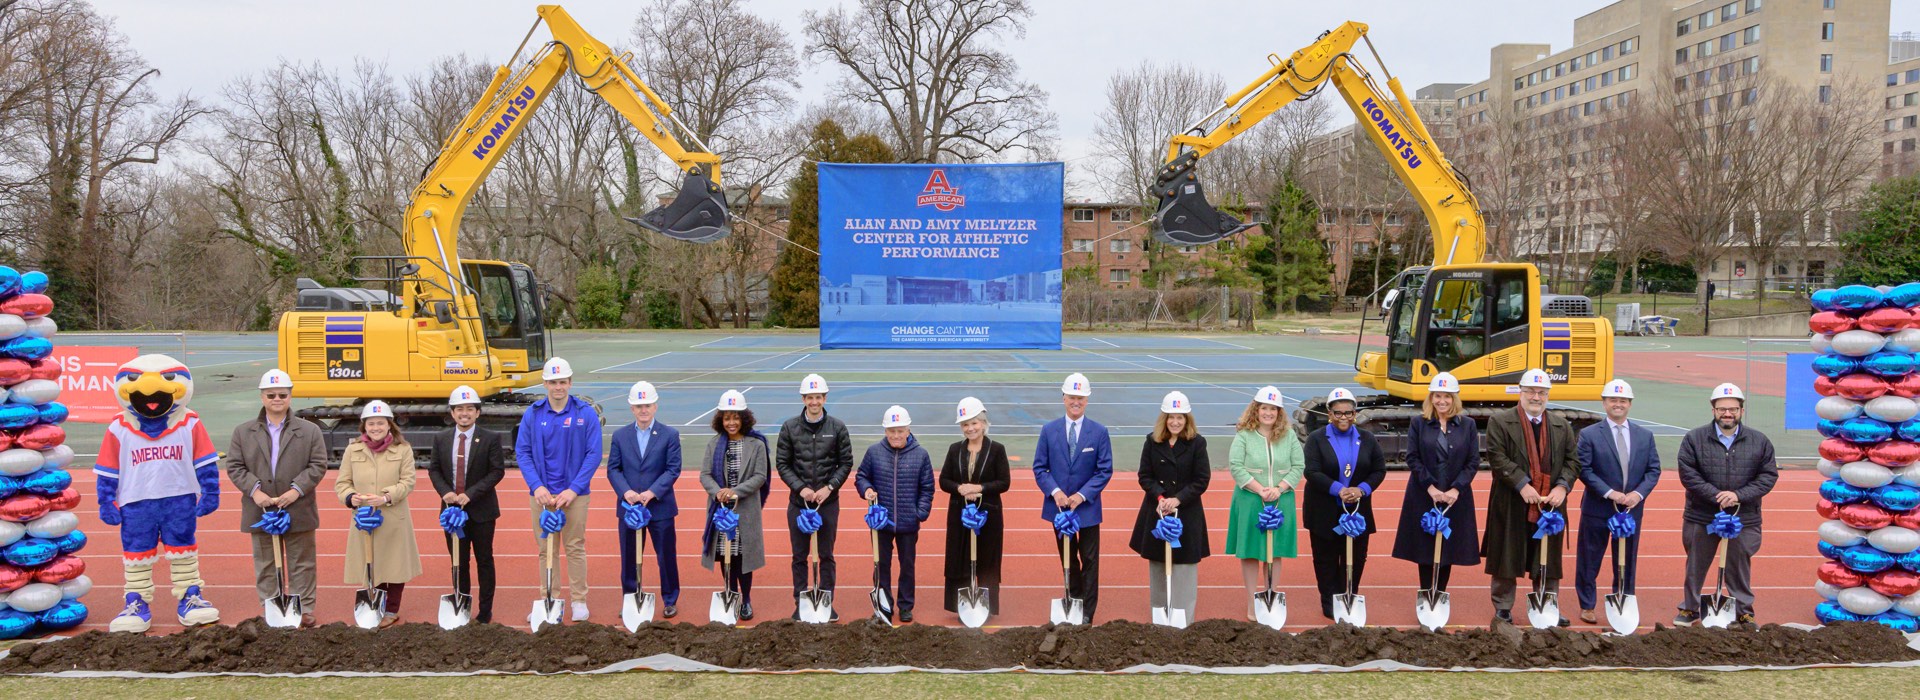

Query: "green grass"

xmin=0 ymin=668 xmax=1909 ymax=698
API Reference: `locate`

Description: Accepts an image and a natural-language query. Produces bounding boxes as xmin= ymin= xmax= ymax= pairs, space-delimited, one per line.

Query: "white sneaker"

xmin=571 ymin=601 xmax=589 ymax=621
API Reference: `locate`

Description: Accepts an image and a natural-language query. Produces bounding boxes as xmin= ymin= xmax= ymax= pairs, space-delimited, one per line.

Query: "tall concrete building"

xmin=1886 ymin=48 xmax=1920 ymax=178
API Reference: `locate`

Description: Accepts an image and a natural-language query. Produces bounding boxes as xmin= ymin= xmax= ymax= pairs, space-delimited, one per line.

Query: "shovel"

xmin=1700 ymin=535 xmax=1737 ymax=629
xmin=1525 ymin=526 xmax=1560 ymax=630
xmin=1331 ymin=532 xmax=1366 ymax=626
xmin=529 ymin=528 xmax=564 ymax=631
xmin=1049 ymin=532 xmax=1087 ymax=625
xmin=1414 ymin=529 xmax=1450 ymax=632
xmin=262 ymin=530 xmax=302 ymax=629
xmin=437 ymin=530 xmax=473 ymax=630
xmin=797 ymin=529 xmax=833 ymax=623
xmin=868 ymin=524 xmax=895 ymax=625
xmin=1150 ymin=538 xmax=1188 ymax=629
xmin=353 ymin=532 xmax=385 ymax=629
xmin=622 ymin=526 xmax=656 ymax=631
xmin=1251 ymin=528 xmax=1285 ymax=630
xmin=957 ymin=526 xmax=990 ymax=628
xmin=709 ymin=530 xmax=740 ymax=626
xmin=1605 ymin=528 xmax=1639 ymax=635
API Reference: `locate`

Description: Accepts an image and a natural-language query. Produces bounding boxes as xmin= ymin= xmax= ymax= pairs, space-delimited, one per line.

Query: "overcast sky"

xmin=89 ymin=0 xmax=1919 ymax=188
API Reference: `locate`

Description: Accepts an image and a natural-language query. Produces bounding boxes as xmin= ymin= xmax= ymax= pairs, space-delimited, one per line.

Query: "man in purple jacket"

xmin=515 ymin=357 xmax=603 ymax=621
xmin=857 ymin=406 xmax=934 ymax=623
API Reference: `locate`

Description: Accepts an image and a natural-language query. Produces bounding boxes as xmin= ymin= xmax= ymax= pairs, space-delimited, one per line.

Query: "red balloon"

xmin=0 ymin=294 xmax=52 ymax=320
xmin=1871 ymin=569 xmax=1920 ymax=597
xmin=1822 ymin=560 xmax=1872 ymax=588
xmin=45 ymin=487 xmax=77 ymax=512
xmin=0 ymin=493 xmax=48 ymax=522
xmin=13 ymin=424 xmax=62 ymax=451
xmin=1870 ymin=440 xmax=1920 ymax=468
xmin=29 ymin=555 xmax=83 ymax=584
xmin=1822 ymin=437 xmax=1869 ymax=463
xmin=1819 ymin=498 xmax=1841 ymax=520
xmin=1837 ymin=373 xmax=1892 ymax=401
xmin=1861 ymin=307 xmax=1915 ymax=333
xmin=1812 ymin=311 xmax=1860 ymax=334
xmin=0 ymin=360 xmax=28 ymax=386
xmin=0 ymin=563 xmax=27 ymax=592
xmin=24 ymin=358 xmax=58 ymax=381
xmin=1895 ymin=509 xmax=1920 ymax=530
xmin=1817 ymin=375 xmax=1839 ymax=397
xmin=1891 ymin=373 xmax=1920 ymax=400
xmin=0 ymin=431 xmax=13 ymax=451
xmin=1841 ymin=502 xmax=1897 ymax=529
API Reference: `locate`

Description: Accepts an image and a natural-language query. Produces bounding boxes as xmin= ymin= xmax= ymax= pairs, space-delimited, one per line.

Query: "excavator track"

xmin=1295 ymin=395 xmax=1602 ymax=468
xmin=296 ymin=392 xmax=602 ymax=467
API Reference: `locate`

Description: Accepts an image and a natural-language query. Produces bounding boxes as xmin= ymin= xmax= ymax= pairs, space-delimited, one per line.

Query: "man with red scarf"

xmin=1482 ymin=368 xmax=1578 ymax=626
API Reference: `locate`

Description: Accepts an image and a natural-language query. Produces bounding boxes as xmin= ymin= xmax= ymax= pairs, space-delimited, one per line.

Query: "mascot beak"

xmin=119 ymin=372 xmax=187 ymax=419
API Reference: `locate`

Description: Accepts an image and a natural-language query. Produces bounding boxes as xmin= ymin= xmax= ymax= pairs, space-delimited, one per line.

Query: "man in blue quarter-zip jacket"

xmin=516 ymin=357 xmax=603 ymax=622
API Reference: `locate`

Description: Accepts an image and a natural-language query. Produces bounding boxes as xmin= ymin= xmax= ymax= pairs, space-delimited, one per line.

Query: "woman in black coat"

xmin=1390 ymin=373 xmax=1483 ymax=596
xmin=1302 ymin=388 xmax=1387 ymax=619
xmin=940 ymin=398 xmax=1010 ymax=615
xmin=1128 ymin=392 xmax=1211 ymax=624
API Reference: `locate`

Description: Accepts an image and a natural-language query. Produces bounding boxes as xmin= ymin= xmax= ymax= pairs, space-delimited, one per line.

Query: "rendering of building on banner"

xmin=818 ymin=163 xmax=1064 ymax=350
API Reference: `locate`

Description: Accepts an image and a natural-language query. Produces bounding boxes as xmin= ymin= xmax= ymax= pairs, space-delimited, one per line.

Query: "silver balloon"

xmin=1869 ymin=526 xmax=1920 ymax=554
xmin=39 ymin=444 xmax=72 ymax=469
xmin=21 ymin=317 xmax=55 ymax=340
xmin=0 ymin=520 xmax=20 ymax=547
xmin=1896 ymin=464 xmax=1920 ymax=488
xmin=4 ymin=583 xmax=58 ymax=613
xmin=1833 ymin=329 xmax=1891 ymax=357
xmin=1900 ymin=593 xmax=1920 ymax=618
xmin=0 ymin=315 xmax=22 ymax=342
xmin=1818 ymin=396 xmax=1866 ymax=421
xmin=1820 ymin=519 xmax=1870 ymax=547
xmin=0 ymin=590 xmax=7 ymax=611
xmin=1819 ymin=458 xmax=1843 ymax=478
xmin=1867 ymin=396 xmax=1920 ymax=424
xmin=56 ymin=574 xmax=90 ymax=600
xmin=1842 ymin=460 xmax=1896 ymax=489
xmin=23 ymin=510 xmax=75 ymax=539
xmin=5 ymin=379 xmax=57 ymax=406
xmin=1840 ymin=585 xmax=1896 ymax=616
xmin=0 ymin=448 xmax=41 ymax=476
xmin=1812 ymin=333 xmax=1834 ymax=354
xmin=1888 ymin=329 xmax=1920 ymax=354
xmin=1815 ymin=579 xmax=1844 ymax=600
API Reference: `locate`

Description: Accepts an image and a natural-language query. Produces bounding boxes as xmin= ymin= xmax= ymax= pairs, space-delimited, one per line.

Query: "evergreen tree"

xmin=1263 ymin=172 xmax=1330 ymax=313
xmin=1837 ymin=176 xmax=1920 ymax=286
xmin=767 ymin=119 xmax=896 ymax=327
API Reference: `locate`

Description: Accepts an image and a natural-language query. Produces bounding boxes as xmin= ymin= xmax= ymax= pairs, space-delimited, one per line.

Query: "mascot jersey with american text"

xmin=95 ymin=412 xmax=217 ymax=506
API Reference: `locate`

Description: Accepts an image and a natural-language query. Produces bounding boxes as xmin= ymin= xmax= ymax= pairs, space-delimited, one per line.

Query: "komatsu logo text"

xmin=471 ymin=86 xmax=538 ymax=160
xmin=1361 ymin=98 xmax=1423 ymax=170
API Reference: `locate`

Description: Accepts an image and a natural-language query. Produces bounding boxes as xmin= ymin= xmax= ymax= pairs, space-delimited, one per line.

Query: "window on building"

xmin=1722 ymin=3 xmax=1737 ymax=20
xmin=1619 ymin=90 xmax=1635 ymax=107
xmin=1109 ymin=239 xmax=1131 ymax=253
xmin=1906 ymin=139 xmax=1917 ymax=152
xmin=1588 ymin=50 xmax=1600 ymax=65
xmin=1110 ymin=208 xmax=1133 ymax=222
xmin=1515 ymin=78 xmax=1525 ymax=90
xmin=1108 ymin=269 xmax=1130 ymax=284
xmin=1586 ymin=76 xmax=1598 ymax=91
xmin=1358 ymin=212 xmax=1373 ymax=225
xmin=1385 ymin=213 xmax=1403 ymax=226
xmin=1602 ymin=71 xmax=1614 ymax=86
xmin=1908 ymin=93 xmax=1919 ymax=107
xmin=1908 ymin=115 xmax=1919 ymax=129
xmin=1698 ymin=40 xmax=1714 ymax=58
xmin=1719 ymin=34 xmax=1736 ymax=52
xmin=1584 ymin=101 xmax=1596 ymax=116
xmin=1621 ymin=64 xmax=1636 ymax=81
xmin=1554 ymin=86 xmax=1564 ymax=101
xmin=1820 ymin=54 xmax=1833 ymax=73
xmin=1179 ymin=245 xmax=1199 ymax=254
xmin=1743 ymin=88 xmax=1759 ymax=106
xmin=1821 ymin=23 xmax=1835 ymax=41
xmin=1571 ymin=56 xmax=1584 ymax=71
xmin=1355 ymin=242 xmax=1374 ymax=256
xmin=1819 ymin=85 xmax=1833 ymax=104
xmin=1895 ymin=73 xmax=1906 ymax=87
xmin=1823 ymin=0 xmax=1834 ymax=8
xmin=1622 ymin=37 xmax=1637 ymax=54
xmin=1719 ymin=64 xmax=1735 ymax=83
xmin=1321 ymin=211 xmax=1336 ymax=224
xmin=1554 ymin=64 xmax=1565 ymax=78
xmin=1700 ymin=11 xmax=1715 ymax=29
xmin=1910 ymin=69 xmax=1920 ymax=83
xmin=1675 ymin=76 xmax=1689 ymax=91
xmin=1744 ymin=26 xmax=1760 ymax=45
xmin=1570 ymin=82 xmax=1581 ymax=96
xmin=1071 ymin=239 xmax=1093 ymax=253
xmin=1891 ymin=97 xmax=1901 ymax=110
xmin=1890 ymin=119 xmax=1901 ymax=133
xmin=1678 ymin=18 xmax=1692 ymax=36
xmin=1072 ymin=208 xmax=1094 ymax=222
xmin=1746 ymin=0 xmax=1762 ymax=11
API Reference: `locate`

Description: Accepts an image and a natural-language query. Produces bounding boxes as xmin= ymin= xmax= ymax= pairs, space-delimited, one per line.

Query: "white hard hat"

xmin=1327 ymin=387 xmax=1357 ymax=405
xmin=955 ymin=397 xmax=986 ymax=424
xmin=798 ymin=373 xmax=829 ymax=395
xmin=1602 ymin=379 xmax=1635 ymax=400
xmin=1254 ymin=386 xmax=1284 ymax=407
xmin=715 ymin=389 xmax=748 ymax=411
xmin=258 ymin=369 xmax=293 ymax=391
xmin=628 ymin=381 xmax=658 ymax=406
xmin=882 ymin=405 xmax=912 ymax=428
xmin=541 ymin=357 xmax=574 ymax=381
xmin=360 ymin=400 xmax=393 ymax=421
xmin=1711 ymin=382 xmax=1746 ymax=404
xmin=449 ymin=385 xmax=481 ymax=406
xmin=1428 ymin=372 xmax=1460 ymax=393
xmin=1161 ymin=391 xmax=1192 ymax=414
xmin=1061 ymin=373 xmax=1091 ymax=397
xmin=1519 ymin=368 xmax=1553 ymax=389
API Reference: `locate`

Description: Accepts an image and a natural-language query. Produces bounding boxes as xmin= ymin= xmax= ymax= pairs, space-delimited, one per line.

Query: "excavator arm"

xmin=1151 ymin=21 xmax=1484 ymax=267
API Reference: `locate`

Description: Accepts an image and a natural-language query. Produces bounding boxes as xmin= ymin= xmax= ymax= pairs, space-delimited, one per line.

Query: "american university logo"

xmin=916 ymin=169 xmax=964 ymax=211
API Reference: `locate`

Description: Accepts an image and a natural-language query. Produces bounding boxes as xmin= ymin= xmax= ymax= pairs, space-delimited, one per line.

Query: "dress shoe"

xmin=899 ymin=608 xmax=914 ymax=623
xmin=378 ymin=614 xmax=400 ymax=629
xmin=740 ymin=602 xmax=755 ymax=621
xmin=300 ymin=614 xmax=317 ymax=628
xmin=1579 ymin=609 xmax=1598 ymax=624
xmin=663 ymin=605 xmax=679 ymax=619
xmin=1557 ymin=617 xmax=1571 ymax=627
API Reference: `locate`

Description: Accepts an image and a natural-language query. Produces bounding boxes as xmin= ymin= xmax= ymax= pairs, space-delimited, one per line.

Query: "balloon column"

xmin=0 ymin=267 xmax=87 ymax=639
xmin=1811 ymin=282 xmax=1920 ymax=632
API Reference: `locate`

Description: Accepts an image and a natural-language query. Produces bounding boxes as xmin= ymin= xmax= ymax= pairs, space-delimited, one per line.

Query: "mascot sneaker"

xmin=110 ymin=592 xmax=152 ymax=633
xmin=177 ymin=585 xmax=219 ymax=626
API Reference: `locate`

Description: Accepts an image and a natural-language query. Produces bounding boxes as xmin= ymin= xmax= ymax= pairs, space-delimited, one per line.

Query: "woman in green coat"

xmin=1223 ymin=386 xmax=1304 ymax=619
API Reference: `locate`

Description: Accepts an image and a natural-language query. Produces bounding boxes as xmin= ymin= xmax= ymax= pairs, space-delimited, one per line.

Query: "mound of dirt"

xmin=0 ymin=619 xmax=1911 ymax=674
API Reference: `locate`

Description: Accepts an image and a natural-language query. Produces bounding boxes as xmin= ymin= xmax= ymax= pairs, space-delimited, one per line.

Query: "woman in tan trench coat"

xmin=335 ymin=401 xmax=423 ymax=628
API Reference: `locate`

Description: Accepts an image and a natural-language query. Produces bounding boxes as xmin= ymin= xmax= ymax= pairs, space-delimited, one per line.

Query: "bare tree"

xmin=1593 ymin=101 xmax=1661 ymax=294
xmin=1635 ymin=65 xmax=1773 ymax=303
xmin=1453 ymin=99 xmax=1545 ymax=262
xmin=630 ymin=0 xmax=801 ymax=189
xmin=803 ymin=0 xmax=1056 ymax=162
xmin=1744 ymin=76 xmax=1880 ymax=300
xmin=1090 ymin=61 xmax=1226 ymax=203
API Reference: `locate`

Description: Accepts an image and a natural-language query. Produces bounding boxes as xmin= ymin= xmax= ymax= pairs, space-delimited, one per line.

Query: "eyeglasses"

xmin=1713 ymin=407 xmax=1742 ymax=414
xmin=1331 ymin=410 xmax=1357 ymax=417
xmin=263 ymin=393 xmax=290 ymax=400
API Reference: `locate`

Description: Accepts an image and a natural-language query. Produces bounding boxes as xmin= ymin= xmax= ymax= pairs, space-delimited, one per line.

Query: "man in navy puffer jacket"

xmin=856 ymin=405 xmax=934 ymax=622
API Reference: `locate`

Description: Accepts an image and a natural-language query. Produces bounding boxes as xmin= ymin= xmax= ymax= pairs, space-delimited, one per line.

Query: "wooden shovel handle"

xmin=272 ymin=533 xmax=286 ymax=573
xmin=809 ymin=531 xmax=819 ymax=564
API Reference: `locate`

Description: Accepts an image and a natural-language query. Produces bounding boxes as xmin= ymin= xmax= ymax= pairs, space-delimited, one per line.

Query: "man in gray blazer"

xmin=1574 ymin=379 xmax=1660 ymax=624
xmin=221 ymin=369 xmax=329 ymax=627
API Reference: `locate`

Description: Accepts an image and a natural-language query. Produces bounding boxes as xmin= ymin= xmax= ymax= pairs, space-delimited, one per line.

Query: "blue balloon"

xmin=1812 ymin=288 xmax=1839 ymax=312
xmin=1901 ymin=549 xmax=1920 ymax=573
xmin=35 ymin=402 xmax=65 ymax=425
xmin=34 ymin=599 xmax=85 ymax=630
xmin=1888 ymin=282 xmax=1920 ymax=309
xmin=1842 ymin=417 xmax=1896 ymax=443
xmin=1819 ymin=540 xmax=1849 ymax=561
xmin=1863 ymin=352 xmax=1918 ymax=378
xmin=1813 ymin=354 xmax=1862 ymax=378
xmin=49 ymin=529 xmax=84 ymax=555
xmin=1 ymin=537 xmax=56 ymax=567
xmin=0 ymin=609 xmax=32 ymax=640
xmin=1873 ymin=483 xmax=1920 ymax=512
xmin=1823 ymin=478 xmax=1872 ymax=504
xmin=1836 ymin=285 xmax=1888 ymax=311
xmin=1817 ymin=419 xmax=1845 ymax=438
xmin=0 ymin=268 xmax=19 ymax=299
xmin=1818 ymin=600 xmax=1868 ymax=624
xmin=0 ymin=474 xmax=18 ymax=499
xmin=20 ymin=468 xmax=68 ymax=496
xmin=18 ymin=271 xmax=47 ymax=296
xmin=1902 ymin=421 xmax=1920 ymax=443
xmin=0 ymin=337 xmax=49 ymax=362
xmin=1873 ymin=610 xmax=1920 ymax=633
xmin=0 ymin=404 xmax=35 ymax=430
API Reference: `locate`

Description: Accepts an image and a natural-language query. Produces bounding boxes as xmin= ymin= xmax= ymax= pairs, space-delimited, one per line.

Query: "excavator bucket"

xmin=1151 ymin=152 xmax=1256 ymax=246
xmin=629 ymin=166 xmax=730 ymax=243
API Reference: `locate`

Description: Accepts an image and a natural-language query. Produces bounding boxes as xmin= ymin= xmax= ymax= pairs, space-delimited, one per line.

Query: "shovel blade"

xmin=353 ymin=590 xmax=386 ymax=630
xmin=529 ymin=598 xmax=563 ymax=632
xmin=1527 ymin=592 xmax=1560 ymax=630
xmin=622 ymin=591 xmax=656 ymax=631
xmin=263 ymin=595 xmax=303 ymax=629
xmin=709 ymin=591 xmax=739 ymax=626
xmin=1151 ymin=606 xmax=1188 ymax=629
xmin=437 ymin=593 xmax=472 ymax=630
xmin=1414 ymin=589 xmax=1451 ymax=632
xmin=870 ymin=586 xmax=894 ymax=624
xmin=1700 ymin=594 xmax=1737 ymax=629
xmin=1049 ymin=598 xmax=1086 ymax=626
xmin=797 ymin=590 xmax=834 ymax=624
xmin=1252 ymin=591 xmax=1287 ymax=630
xmin=957 ymin=588 xmax=991 ymax=628
xmin=1332 ymin=593 xmax=1367 ymax=627
xmin=1605 ymin=593 xmax=1639 ymax=635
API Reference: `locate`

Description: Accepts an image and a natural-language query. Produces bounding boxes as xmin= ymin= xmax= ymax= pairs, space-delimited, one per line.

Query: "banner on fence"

xmin=51 ymin=345 xmax=140 ymax=423
xmin=818 ymin=163 xmax=1064 ymax=350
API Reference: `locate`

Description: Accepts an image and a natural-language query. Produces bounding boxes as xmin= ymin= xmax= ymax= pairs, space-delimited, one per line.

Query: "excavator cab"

xmin=630 ymin=164 xmax=730 ymax=243
xmin=1151 ymin=151 xmax=1257 ymax=245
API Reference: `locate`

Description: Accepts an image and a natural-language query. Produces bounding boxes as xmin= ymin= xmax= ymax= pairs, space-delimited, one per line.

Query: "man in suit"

xmin=1574 ymin=379 xmax=1661 ymax=625
xmin=1483 ymin=368 xmax=1578 ymax=627
xmin=222 ymin=369 xmax=329 ymax=628
xmin=1033 ymin=372 xmax=1113 ymax=621
xmin=427 ymin=385 xmax=507 ymax=623
xmin=607 ymin=381 xmax=682 ymax=618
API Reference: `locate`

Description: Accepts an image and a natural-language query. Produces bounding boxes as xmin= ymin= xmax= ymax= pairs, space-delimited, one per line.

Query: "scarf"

xmin=703 ymin=430 xmax=769 ymax=558
xmin=1519 ymin=407 xmax=1549 ymax=523
xmin=1326 ymin=424 xmax=1361 ymax=488
xmin=360 ymin=432 xmax=394 ymax=454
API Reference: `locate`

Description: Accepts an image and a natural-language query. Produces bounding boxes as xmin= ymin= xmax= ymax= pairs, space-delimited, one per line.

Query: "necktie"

xmin=1067 ymin=421 xmax=1079 ymax=454
xmin=455 ymin=432 xmax=468 ymax=494
xmin=1614 ymin=424 xmax=1630 ymax=488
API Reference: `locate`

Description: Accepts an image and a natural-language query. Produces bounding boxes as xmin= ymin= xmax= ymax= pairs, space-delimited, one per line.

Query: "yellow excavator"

xmin=1152 ymin=21 xmax=1614 ymax=459
xmin=277 ymin=5 xmax=728 ymax=461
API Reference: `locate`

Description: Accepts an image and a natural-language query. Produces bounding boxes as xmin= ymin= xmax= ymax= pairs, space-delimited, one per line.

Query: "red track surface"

xmin=64 ymin=468 xmax=1829 ymax=633
xmin=1615 ymin=351 xmax=1788 ymax=397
